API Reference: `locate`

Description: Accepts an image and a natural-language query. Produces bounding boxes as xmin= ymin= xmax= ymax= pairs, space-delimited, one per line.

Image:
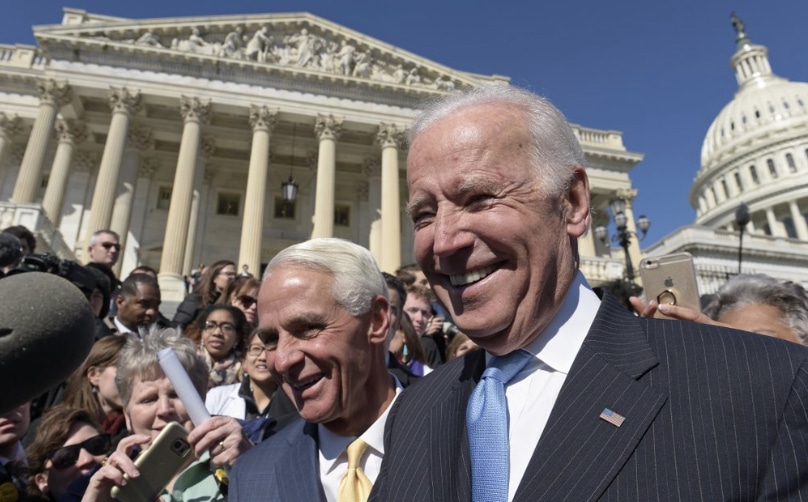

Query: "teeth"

xmin=290 ymin=375 xmax=322 ymax=390
xmin=450 ymin=266 xmax=495 ymax=286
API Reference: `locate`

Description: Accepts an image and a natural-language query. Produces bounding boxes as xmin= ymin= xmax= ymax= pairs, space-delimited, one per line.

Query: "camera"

xmin=6 ymin=253 xmax=97 ymax=296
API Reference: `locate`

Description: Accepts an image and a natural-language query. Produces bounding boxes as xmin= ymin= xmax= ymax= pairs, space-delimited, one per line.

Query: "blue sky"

xmin=3 ymin=1 xmax=807 ymax=247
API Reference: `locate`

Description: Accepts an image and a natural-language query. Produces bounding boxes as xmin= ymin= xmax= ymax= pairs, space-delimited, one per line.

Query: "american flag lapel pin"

xmin=599 ymin=408 xmax=626 ymax=428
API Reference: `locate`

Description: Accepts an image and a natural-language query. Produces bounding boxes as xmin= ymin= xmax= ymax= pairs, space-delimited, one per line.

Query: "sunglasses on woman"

xmin=46 ymin=434 xmax=111 ymax=470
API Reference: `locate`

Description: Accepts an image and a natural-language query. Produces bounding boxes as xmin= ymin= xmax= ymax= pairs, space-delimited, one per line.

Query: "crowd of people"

xmin=1 ymin=84 xmax=807 ymax=501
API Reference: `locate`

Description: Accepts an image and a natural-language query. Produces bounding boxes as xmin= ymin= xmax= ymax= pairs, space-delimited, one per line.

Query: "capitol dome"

xmin=691 ymin=14 xmax=808 ymax=234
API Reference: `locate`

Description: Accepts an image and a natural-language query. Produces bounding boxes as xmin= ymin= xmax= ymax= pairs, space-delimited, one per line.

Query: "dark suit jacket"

xmin=230 ymin=418 xmax=326 ymax=501
xmin=388 ymin=352 xmax=421 ymax=388
xmin=371 ymin=294 xmax=808 ymax=501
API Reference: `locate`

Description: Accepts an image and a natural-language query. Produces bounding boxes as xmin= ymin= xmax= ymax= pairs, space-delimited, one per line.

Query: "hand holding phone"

xmin=639 ymin=253 xmax=701 ymax=320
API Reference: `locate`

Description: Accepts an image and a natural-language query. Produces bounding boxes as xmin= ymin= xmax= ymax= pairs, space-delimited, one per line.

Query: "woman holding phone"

xmin=80 ymin=329 xmax=252 ymax=501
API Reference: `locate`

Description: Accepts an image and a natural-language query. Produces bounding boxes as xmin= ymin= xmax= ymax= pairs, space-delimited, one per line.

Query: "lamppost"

xmin=594 ymin=198 xmax=651 ymax=288
xmin=735 ymin=202 xmax=750 ymax=274
xmin=281 ymin=123 xmax=299 ymax=204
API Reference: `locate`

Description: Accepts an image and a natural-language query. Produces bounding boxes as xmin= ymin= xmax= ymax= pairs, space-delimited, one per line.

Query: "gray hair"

xmin=115 ymin=326 xmax=208 ymax=407
xmin=408 ymin=84 xmax=585 ymax=196
xmin=263 ymin=238 xmax=387 ymax=316
xmin=89 ymin=229 xmax=120 ymax=246
xmin=703 ymin=274 xmax=808 ymax=345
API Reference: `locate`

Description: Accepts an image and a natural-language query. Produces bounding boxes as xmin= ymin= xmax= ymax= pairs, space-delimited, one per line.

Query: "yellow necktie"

xmin=337 ymin=438 xmax=373 ymax=502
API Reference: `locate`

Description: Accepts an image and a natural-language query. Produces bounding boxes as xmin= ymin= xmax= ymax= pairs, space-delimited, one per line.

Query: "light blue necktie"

xmin=467 ymin=350 xmax=532 ymax=502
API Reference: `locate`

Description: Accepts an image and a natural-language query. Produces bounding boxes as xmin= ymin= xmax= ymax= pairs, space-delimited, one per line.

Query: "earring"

xmin=91 ymin=385 xmax=98 ymax=394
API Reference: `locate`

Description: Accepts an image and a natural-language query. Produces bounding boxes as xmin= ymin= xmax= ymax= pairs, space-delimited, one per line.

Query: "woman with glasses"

xmin=80 ymin=329 xmax=251 ymax=502
xmin=172 ymin=260 xmax=236 ymax=330
xmin=205 ymin=329 xmax=297 ymax=438
xmin=185 ymin=305 xmax=249 ymax=388
xmin=25 ymin=406 xmax=111 ymax=501
xmin=220 ymin=276 xmax=260 ymax=328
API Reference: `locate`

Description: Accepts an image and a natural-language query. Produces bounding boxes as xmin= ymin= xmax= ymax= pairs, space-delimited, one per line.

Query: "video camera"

xmin=5 ymin=253 xmax=98 ymax=296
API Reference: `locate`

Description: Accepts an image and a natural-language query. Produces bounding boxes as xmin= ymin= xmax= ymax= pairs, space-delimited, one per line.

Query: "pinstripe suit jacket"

xmin=230 ymin=418 xmax=326 ymax=501
xmin=370 ymin=294 xmax=808 ymax=501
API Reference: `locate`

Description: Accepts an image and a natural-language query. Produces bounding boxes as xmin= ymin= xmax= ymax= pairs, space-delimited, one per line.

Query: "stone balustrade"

xmin=580 ymin=255 xmax=626 ymax=285
xmin=571 ymin=125 xmax=626 ymax=150
xmin=0 ymin=202 xmax=76 ymax=259
xmin=0 ymin=44 xmax=46 ymax=69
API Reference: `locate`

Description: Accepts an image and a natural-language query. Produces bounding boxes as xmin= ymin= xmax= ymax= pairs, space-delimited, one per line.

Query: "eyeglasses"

xmin=100 ymin=242 xmax=121 ymax=250
xmin=246 ymin=344 xmax=272 ymax=357
xmin=236 ymin=295 xmax=257 ymax=309
xmin=204 ymin=321 xmax=237 ymax=334
xmin=46 ymin=434 xmax=111 ymax=470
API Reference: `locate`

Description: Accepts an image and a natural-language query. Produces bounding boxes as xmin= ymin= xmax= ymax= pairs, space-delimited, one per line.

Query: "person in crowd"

xmin=205 ymin=329 xmax=298 ymax=439
xmin=390 ymin=313 xmax=431 ymax=377
xmin=173 ymin=260 xmax=236 ymax=330
xmin=0 ymin=401 xmax=31 ymax=500
xmin=370 ymin=85 xmax=808 ymax=500
xmin=80 ymin=329 xmax=252 ymax=502
xmin=395 ymin=263 xmax=429 ymax=289
xmin=219 ymin=276 xmax=260 ymax=328
xmin=445 ymin=331 xmax=479 ymax=361
xmin=3 ymin=225 xmax=36 ymax=255
xmin=230 ymin=238 xmax=399 ymax=501
xmin=97 ymin=274 xmax=164 ymax=338
xmin=85 ymin=231 xmax=120 ymax=270
xmin=25 ymin=406 xmax=111 ymax=501
xmin=239 ymin=264 xmax=252 ymax=277
xmin=81 ymin=266 xmax=113 ymax=341
xmin=61 ymin=337 xmax=128 ymax=442
xmin=185 ymin=305 xmax=249 ymax=388
xmin=382 ymin=273 xmax=420 ymax=387
xmin=630 ymin=274 xmax=808 ymax=347
xmin=403 ymin=285 xmax=445 ymax=367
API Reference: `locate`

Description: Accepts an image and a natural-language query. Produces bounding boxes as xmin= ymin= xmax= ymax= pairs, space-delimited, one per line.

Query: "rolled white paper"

xmin=158 ymin=347 xmax=210 ymax=427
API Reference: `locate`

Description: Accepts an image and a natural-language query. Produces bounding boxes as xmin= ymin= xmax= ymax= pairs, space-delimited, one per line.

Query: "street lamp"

xmin=281 ymin=123 xmax=299 ymax=204
xmin=735 ymin=202 xmax=750 ymax=274
xmin=594 ymin=198 xmax=651 ymax=284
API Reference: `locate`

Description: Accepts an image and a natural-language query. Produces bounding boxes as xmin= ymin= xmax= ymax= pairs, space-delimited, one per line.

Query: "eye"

xmin=466 ymin=192 xmax=496 ymax=208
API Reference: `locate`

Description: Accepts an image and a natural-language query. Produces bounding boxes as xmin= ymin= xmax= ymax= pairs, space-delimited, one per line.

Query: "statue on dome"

xmin=731 ymin=12 xmax=747 ymax=40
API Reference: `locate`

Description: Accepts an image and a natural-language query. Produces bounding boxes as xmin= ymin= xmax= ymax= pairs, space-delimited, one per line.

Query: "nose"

xmin=432 ymin=207 xmax=473 ymax=257
xmin=75 ymin=447 xmax=100 ymax=471
xmin=156 ymin=394 xmax=175 ymax=418
xmin=273 ymin=334 xmax=303 ymax=376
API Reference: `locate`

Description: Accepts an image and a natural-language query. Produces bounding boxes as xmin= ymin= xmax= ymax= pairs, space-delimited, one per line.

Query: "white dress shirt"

xmin=495 ymin=271 xmax=601 ymax=501
xmin=318 ymin=379 xmax=403 ymax=502
xmin=113 ymin=317 xmax=139 ymax=338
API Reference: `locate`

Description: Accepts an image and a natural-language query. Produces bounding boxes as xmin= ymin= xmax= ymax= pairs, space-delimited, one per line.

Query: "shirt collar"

xmin=521 ymin=271 xmax=600 ymax=374
xmin=318 ymin=378 xmax=403 ymax=474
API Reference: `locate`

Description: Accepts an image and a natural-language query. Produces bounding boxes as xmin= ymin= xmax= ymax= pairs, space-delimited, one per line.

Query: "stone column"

xmin=239 ymin=105 xmax=277 ymax=275
xmin=789 ymin=201 xmax=808 ymax=240
xmin=311 ymin=114 xmax=342 ymax=239
xmin=110 ymin=125 xmax=153 ymax=276
xmin=182 ymin=137 xmax=215 ymax=277
xmin=12 ymin=80 xmax=72 ymax=203
xmin=377 ymin=123 xmax=405 ymax=273
xmin=83 ymin=87 xmax=142 ymax=251
xmin=0 ymin=113 xmax=23 ymax=172
xmin=42 ymin=120 xmax=88 ymax=226
xmin=765 ymin=207 xmax=782 ymax=237
xmin=159 ymin=96 xmax=211 ymax=301
xmin=364 ymin=158 xmax=382 ymax=263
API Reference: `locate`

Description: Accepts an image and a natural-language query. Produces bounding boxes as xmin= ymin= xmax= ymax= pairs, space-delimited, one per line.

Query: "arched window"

xmin=734 ymin=172 xmax=743 ymax=192
xmin=786 ymin=153 xmax=797 ymax=173
xmin=767 ymin=158 xmax=778 ymax=179
xmin=750 ymin=165 xmax=760 ymax=184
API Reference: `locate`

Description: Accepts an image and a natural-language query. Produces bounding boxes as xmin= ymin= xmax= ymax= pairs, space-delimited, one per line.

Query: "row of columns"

xmin=5 ymin=79 xmax=407 ymax=301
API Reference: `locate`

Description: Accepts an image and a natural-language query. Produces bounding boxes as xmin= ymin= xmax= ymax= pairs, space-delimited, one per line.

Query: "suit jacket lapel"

xmin=430 ymin=349 xmax=484 ymax=502
xmin=514 ymin=294 xmax=667 ymax=502
xmin=276 ymin=422 xmax=325 ymax=501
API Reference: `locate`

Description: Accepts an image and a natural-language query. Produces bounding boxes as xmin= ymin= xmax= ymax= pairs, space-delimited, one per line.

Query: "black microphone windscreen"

xmin=0 ymin=272 xmax=96 ymax=414
xmin=0 ymin=233 xmax=23 ymax=269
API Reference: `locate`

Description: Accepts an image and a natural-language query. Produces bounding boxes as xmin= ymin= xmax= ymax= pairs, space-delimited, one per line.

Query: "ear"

xmin=87 ymin=366 xmax=101 ymax=387
xmin=34 ymin=472 xmax=48 ymax=494
xmin=564 ymin=167 xmax=591 ymax=238
xmin=366 ymin=294 xmax=391 ymax=346
xmin=115 ymin=294 xmax=125 ymax=312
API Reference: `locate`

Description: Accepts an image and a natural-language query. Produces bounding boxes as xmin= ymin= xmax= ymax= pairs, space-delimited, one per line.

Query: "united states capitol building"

xmin=644 ymin=16 xmax=808 ymax=293
xmin=0 ymin=8 xmax=644 ymax=301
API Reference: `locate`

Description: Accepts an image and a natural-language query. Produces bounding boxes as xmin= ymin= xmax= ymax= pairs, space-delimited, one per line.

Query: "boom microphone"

xmin=0 ymin=272 xmax=96 ymax=414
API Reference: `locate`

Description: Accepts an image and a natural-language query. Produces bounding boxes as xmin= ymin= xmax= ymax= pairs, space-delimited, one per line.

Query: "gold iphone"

xmin=110 ymin=422 xmax=194 ymax=502
xmin=639 ymin=252 xmax=701 ymax=319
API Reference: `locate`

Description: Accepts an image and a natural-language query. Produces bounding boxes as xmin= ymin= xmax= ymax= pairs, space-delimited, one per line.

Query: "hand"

xmin=424 ymin=316 xmax=444 ymax=337
xmin=187 ymin=416 xmax=252 ymax=467
xmin=81 ymin=434 xmax=151 ymax=502
xmin=629 ymin=296 xmax=724 ymax=326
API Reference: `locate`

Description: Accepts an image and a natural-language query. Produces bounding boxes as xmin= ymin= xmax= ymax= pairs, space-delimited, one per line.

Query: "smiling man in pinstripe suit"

xmin=370 ymin=85 xmax=808 ymax=501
